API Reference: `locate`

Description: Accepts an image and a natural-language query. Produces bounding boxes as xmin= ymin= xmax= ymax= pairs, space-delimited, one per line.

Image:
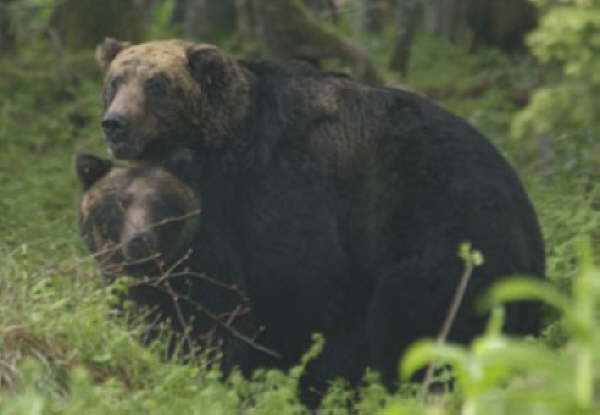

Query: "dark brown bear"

xmin=76 ymin=149 xmax=358 ymax=404
xmin=76 ymin=152 xmax=199 ymax=278
xmin=75 ymin=151 xmax=272 ymax=372
xmin=94 ymin=39 xmax=545 ymax=395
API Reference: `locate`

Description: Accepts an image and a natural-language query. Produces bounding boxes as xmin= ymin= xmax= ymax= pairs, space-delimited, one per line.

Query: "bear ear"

xmin=185 ymin=44 xmax=227 ymax=87
xmin=95 ymin=38 xmax=132 ymax=70
xmin=75 ymin=154 xmax=114 ymax=190
xmin=163 ymin=147 xmax=197 ymax=180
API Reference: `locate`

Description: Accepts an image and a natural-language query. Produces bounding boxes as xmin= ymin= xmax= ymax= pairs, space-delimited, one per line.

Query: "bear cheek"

xmin=137 ymin=111 xmax=160 ymax=142
xmin=85 ymin=224 xmax=123 ymax=276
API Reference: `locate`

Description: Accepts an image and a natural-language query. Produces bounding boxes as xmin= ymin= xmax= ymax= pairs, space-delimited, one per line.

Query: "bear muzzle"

xmin=102 ymin=112 xmax=128 ymax=138
xmin=101 ymin=113 xmax=143 ymax=159
xmin=122 ymin=232 xmax=160 ymax=263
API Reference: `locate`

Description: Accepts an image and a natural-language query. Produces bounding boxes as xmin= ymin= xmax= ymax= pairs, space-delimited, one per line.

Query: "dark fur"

xmin=93 ymin=40 xmax=546 ymax=401
xmin=76 ymin=153 xmax=269 ymax=374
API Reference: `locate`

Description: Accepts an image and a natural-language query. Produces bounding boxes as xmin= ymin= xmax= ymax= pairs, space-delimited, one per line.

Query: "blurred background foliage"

xmin=3 ymin=0 xmax=600 ymax=413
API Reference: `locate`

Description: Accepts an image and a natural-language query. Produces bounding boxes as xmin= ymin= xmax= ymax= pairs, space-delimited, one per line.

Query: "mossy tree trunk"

xmin=0 ymin=0 xmax=16 ymax=57
xmin=424 ymin=0 xmax=469 ymax=42
xmin=304 ymin=0 xmax=339 ymax=20
xmin=467 ymin=0 xmax=537 ymax=53
xmin=235 ymin=0 xmax=263 ymax=53
xmin=355 ymin=0 xmax=389 ymax=35
xmin=255 ymin=0 xmax=384 ymax=86
xmin=50 ymin=0 xmax=153 ymax=51
xmin=183 ymin=0 xmax=237 ymax=43
xmin=170 ymin=0 xmax=186 ymax=27
xmin=389 ymin=0 xmax=422 ymax=77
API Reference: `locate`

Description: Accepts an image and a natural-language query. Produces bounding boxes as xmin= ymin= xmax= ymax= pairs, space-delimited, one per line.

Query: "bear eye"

xmin=145 ymin=73 xmax=169 ymax=97
xmin=105 ymin=75 xmax=123 ymax=102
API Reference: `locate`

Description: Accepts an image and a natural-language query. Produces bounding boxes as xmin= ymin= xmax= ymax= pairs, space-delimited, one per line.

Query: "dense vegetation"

xmin=2 ymin=1 xmax=600 ymax=413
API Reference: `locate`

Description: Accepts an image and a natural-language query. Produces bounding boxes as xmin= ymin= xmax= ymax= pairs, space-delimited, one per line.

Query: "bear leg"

xmin=366 ymin=257 xmax=489 ymax=390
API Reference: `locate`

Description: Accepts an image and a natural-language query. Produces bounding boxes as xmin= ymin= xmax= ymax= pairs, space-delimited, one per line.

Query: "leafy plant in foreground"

xmin=382 ymin=237 xmax=600 ymax=414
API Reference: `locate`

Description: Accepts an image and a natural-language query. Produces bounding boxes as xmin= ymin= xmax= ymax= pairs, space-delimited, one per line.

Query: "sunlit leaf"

xmin=480 ymin=277 xmax=571 ymax=313
xmin=400 ymin=341 xmax=474 ymax=391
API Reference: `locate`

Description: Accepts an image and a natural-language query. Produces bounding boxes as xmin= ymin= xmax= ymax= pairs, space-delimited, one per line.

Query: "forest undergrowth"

xmin=2 ymin=24 xmax=600 ymax=414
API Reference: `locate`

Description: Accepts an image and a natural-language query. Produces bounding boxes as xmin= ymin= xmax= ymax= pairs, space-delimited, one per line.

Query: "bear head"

xmin=75 ymin=149 xmax=200 ymax=278
xmin=95 ymin=38 xmax=251 ymax=160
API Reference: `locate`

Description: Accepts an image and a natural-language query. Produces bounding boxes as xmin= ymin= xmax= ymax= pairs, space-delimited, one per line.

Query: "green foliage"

xmin=394 ymin=35 xmax=543 ymax=166
xmin=383 ymin=238 xmax=600 ymax=414
xmin=513 ymin=0 xmax=600 ymax=174
xmin=2 ymin=5 xmax=600 ymax=413
xmin=145 ymin=0 xmax=183 ymax=40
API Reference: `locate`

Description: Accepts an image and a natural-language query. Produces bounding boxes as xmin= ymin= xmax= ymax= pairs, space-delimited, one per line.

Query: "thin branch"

xmin=175 ymin=290 xmax=282 ymax=359
xmin=421 ymin=259 xmax=476 ymax=395
xmin=93 ymin=245 xmax=282 ymax=360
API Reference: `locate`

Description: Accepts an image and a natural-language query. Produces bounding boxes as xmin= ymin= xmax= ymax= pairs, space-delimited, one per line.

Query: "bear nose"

xmin=101 ymin=113 xmax=129 ymax=139
xmin=123 ymin=233 xmax=158 ymax=262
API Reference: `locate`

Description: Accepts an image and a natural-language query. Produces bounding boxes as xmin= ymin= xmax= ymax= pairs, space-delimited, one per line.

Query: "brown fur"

xmin=80 ymin=167 xmax=126 ymax=220
xmin=95 ymin=38 xmax=132 ymax=70
xmin=96 ymin=38 xmax=252 ymax=159
xmin=80 ymin=162 xmax=200 ymax=267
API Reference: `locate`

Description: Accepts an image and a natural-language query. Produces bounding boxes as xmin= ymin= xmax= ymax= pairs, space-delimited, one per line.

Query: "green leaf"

xmin=475 ymin=338 xmax=571 ymax=385
xmin=379 ymin=402 xmax=427 ymax=415
xmin=480 ymin=277 xmax=571 ymax=313
xmin=400 ymin=341 xmax=472 ymax=384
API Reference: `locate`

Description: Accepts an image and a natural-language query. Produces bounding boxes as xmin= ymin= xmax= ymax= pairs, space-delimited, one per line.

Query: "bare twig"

xmin=175 ymin=290 xmax=281 ymax=359
xmin=161 ymin=280 xmax=202 ymax=357
xmin=91 ymin=243 xmax=282 ymax=360
xmin=421 ymin=258 xmax=476 ymax=395
xmin=167 ymin=270 xmax=250 ymax=302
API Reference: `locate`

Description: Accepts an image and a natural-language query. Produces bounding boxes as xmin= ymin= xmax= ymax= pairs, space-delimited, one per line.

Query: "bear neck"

xmin=191 ymin=62 xmax=325 ymax=175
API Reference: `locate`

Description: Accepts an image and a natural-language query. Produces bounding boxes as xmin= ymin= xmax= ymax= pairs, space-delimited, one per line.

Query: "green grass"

xmin=1 ymin=36 xmax=600 ymax=413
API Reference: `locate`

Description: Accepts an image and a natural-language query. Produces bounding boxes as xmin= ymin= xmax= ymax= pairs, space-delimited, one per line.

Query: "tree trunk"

xmin=50 ymin=0 xmax=153 ymax=51
xmin=170 ymin=0 xmax=186 ymax=27
xmin=235 ymin=0 xmax=262 ymax=53
xmin=467 ymin=0 xmax=537 ymax=53
xmin=389 ymin=0 xmax=422 ymax=76
xmin=304 ymin=0 xmax=338 ymax=19
xmin=355 ymin=0 xmax=388 ymax=34
xmin=424 ymin=0 xmax=468 ymax=42
xmin=183 ymin=0 xmax=237 ymax=43
xmin=255 ymin=0 xmax=384 ymax=85
xmin=0 ymin=0 xmax=16 ymax=57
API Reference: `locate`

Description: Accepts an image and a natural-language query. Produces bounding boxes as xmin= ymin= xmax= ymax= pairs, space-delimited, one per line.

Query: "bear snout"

xmin=102 ymin=112 xmax=129 ymax=139
xmin=102 ymin=113 xmax=140 ymax=159
xmin=122 ymin=232 xmax=159 ymax=263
